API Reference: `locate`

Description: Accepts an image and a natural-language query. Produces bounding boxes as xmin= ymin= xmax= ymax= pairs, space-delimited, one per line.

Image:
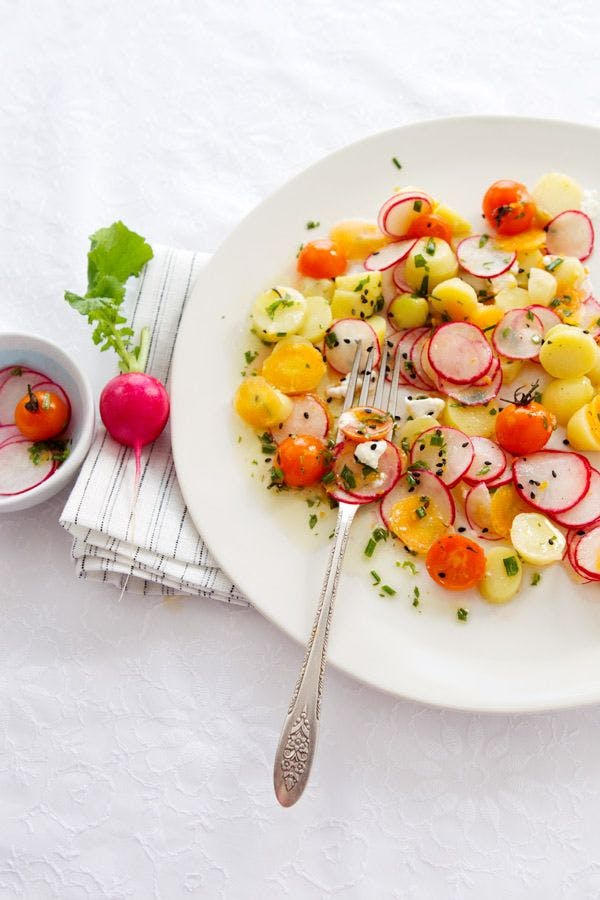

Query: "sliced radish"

xmin=457 ymin=235 xmax=517 ymax=278
xmin=427 ymin=322 xmax=493 ymax=385
xmin=381 ymin=268 xmax=398 ymax=307
xmin=527 ymin=305 xmax=561 ymax=335
xmin=324 ymin=319 xmax=380 ymax=375
xmin=550 ymin=468 xmax=600 ymax=529
xmin=419 ymin=337 xmax=439 ymax=386
xmin=0 ymin=439 xmax=56 ymax=495
xmin=577 ymin=295 xmax=600 ymax=335
xmin=486 ymin=468 xmax=513 ymax=489
xmin=332 ymin=439 xmax=401 ymax=501
xmin=545 ymin=210 xmax=595 ymax=262
xmin=409 ymin=426 xmax=474 ymax=488
xmin=464 ymin=483 xmax=501 ymax=540
xmin=0 ymin=368 xmax=50 ymax=424
xmin=272 ymin=394 xmax=329 ymax=445
xmin=435 ymin=357 xmax=502 ymax=406
xmin=573 ymin=525 xmax=600 ymax=581
xmin=463 ymin=436 xmax=508 ymax=486
xmin=492 ymin=309 xmax=544 ymax=360
xmin=380 ymin=469 xmax=455 ymax=530
xmin=566 ymin=530 xmax=588 ymax=578
xmin=408 ymin=329 xmax=435 ymax=390
xmin=0 ymin=424 xmax=22 ymax=448
xmin=392 ymin=260 xmax=412 ymax=293
xmin=513 ymin=451 xmax=591 ymax=514
xmin=364 ymin=239 xmax=417 ymax=272
xmin=378 ymin=192 xmax=433 ymax=239
xmin=30 ymin=379 xmax=71 ymax=413
xmin=389 ymin=327 xmax=427 ymax=386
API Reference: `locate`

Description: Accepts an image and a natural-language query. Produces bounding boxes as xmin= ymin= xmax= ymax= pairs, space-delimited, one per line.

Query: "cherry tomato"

xmin=14 ymin=386 xmax=70 ymax=441
xmin=297 ymin=240 xmax=347 ymax=279
xmin=495 ymin=401 xmax=555 ymax=455
xmin=277 ymin=434 xmax=329 ymax=487
xmin=426 ymin=534 xmax=486 ymax=591
xmin=339 ymin=406 xmax=394 ymax=443
xmin=406 ymin=214 xmax=453 ymax=243
xmin=482 ymin=180 xmax=536 ymax=235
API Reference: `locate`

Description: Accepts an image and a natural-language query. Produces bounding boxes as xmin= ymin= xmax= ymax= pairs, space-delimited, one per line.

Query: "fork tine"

xmin=341 ymin=340 xmax=364 ymax=415
xmin=372 ymin=340 xmax=389 ymax=410
xmin=358 ymin=346 xmax=376 ymax=406
xmin=387 ymin=340 xmax=403 ymax=419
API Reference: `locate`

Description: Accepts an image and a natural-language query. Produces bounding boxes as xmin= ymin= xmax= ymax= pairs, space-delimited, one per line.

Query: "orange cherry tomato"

xmin=482 ymin=180 xmax=536 ymax=235
xmin=339 ymin=406 xmax=394 ymax=443
xmin=277 ymin=434 xmax=329 ymax=487
xmin=406 ymin=213 xmax=453 ymax=243
xmin=426 ymin=533 xmax=486 ymax=591
xmin=495 ymin=401 xmax=555 ymax=456
xmin=297 ymin=240 xmax=347 ymax=279
xmin=14 ymin=387 xmax=70 ymax=441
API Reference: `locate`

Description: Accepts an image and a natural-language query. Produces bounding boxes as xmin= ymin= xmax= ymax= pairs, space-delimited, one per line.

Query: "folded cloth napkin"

xmin=60 ymin=246 xmax=248 ymax=605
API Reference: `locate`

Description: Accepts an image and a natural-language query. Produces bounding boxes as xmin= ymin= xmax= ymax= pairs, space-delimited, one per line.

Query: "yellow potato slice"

xmin=234 ymin=376 xmax=293 ymax=429
xmin=539 ymin=324 xmax=598 ymax=379
xmin=510 ymin=513 xmax=566 ymax=565
xmin=478 ymin=546 xmax=523 ymax=604
xmin=442 ymin=402 xmax=498 ymax=438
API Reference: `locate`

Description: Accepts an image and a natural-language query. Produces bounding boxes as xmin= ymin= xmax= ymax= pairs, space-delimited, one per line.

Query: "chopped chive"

xmin=503 ymin=556 xmax=519 ymax=576
xmin=364 ymin=538 xmax=377 ymax=558
xmin=457 ymin=607 xmax=469 ymax=622
xmin=370 ymin=570 xmax=381 ymax=585
xmin=531 ymin=572 xmax=541 ymax=586
xmin=381 ymin=584 xmax=396 ymax=596
xmin=401 ymin=560 xmax=418 ymax=575
xmin=306 ymin=220 xmax=320 ymax=230
xmin=392 ymin=157 xmax=402 ymax=170
xmin=309 ymin=514 xmax=318 ymax=530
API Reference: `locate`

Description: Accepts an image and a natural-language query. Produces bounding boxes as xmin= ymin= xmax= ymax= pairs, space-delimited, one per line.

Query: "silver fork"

xmin=273 ymin=336 xmax=403 ymax=807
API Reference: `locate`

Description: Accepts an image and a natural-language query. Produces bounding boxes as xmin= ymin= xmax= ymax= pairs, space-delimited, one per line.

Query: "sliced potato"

xmin=430 ymin=277 xmax=478 ymax=322
xmin=545 ymin=255 xmax=586 ymax=294
xmin=388 ymin=293 xmax=429 ymax=329
xmin=441 ymin=401 xmax=498 ymax=438
xmin=532 ymin=172 xmax=583 ymax=224
xmin=528 ymin=267 xmax=557 ymax=307
xmin=433 ymin=203 xmax=472 ymax=238
xmin=500 ymin=357 xmax=524 ymax=385
xmin=539 ymin=324 xmax=598 ymax=379
xmin=542 ymin=376 xmax=594 ymax=425
xmin=331 ymin=271 xmax=383 ymax=319
xmin=566 ymin=403 xmax=600 ymax=451
xmin=404 ymin=238 xmax=458 ymax=292
xmin=510 ymin=513 xmax=566 ymax=565
xmin=329 ymin=219 xmax=389 ymax=259
xmin=368 ymin=315 xmax=387 ymax=348
xmin=297 ymin=276 xmax=335 ymax=301
xmin=252 ymin=286 xmax=306 ymax=342
xmin=396 ymin=415 xmax=442 ymax=449
xmin=297 ymin=295 xmax=332 ymax=344
xmin=494 ymin=285 xmax=530 ymax=312
xmin=478 ymin=545 xmax=522 ymax=604
xmin=234 ymin=375 xmax=293 ymax=429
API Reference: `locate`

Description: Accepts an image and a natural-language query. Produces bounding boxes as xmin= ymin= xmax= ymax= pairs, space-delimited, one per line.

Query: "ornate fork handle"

xmin=273 ymin=500 xmax=358 ymax=807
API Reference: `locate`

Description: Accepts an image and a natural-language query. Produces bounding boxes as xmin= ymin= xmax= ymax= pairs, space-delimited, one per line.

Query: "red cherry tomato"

xmin=297 ymin=240 xmax=347 ymax=279
xmin=482 ymin=180 xmax=536 ymax=235
xmin=495 ymin=400 xmax=555 ymax=455
xmin=426 ymin=534 xmax=486 ymax=591
xmin=14 ymin=387 xmax=70 ymax=441
xmin=406 ymin=213 xmax=453 ymax=243
xmin=277 ymin=434 xmax=329 ymax=487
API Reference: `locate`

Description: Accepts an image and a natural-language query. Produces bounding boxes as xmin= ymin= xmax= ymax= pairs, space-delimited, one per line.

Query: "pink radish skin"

xmin=364 ymin=239 xmax=417 ymax=272
xmin=545 ymin=210 xmax=595 ymax=262
xmin=527 ymin=305 xmax=561 ymax=335
xmin=409 ymin=426 xmax=474 ymax=488
xmin=380 ymin=469 xmax=455 ymax=530
xmin=550 ymin=468 xmax=600 ymax=529
xmin=573 ymin=525 xmax=600 ymax=581
xmin=378 ymin=192 xmax=433 ymax=238
xmin=332 ymin=440 xmax=402 ymax=502
xmin=427 ymin=322 xmax=493 ymax=385
xmin=435 ymin=357 xmax=502 ymax=406
xmin=463 ymin=436 xmax=508 ymax=486
xmin=387 ymin=327 xmax=426 ymax=385
xmin=99 ymin=372 xmax=170 ymax=478
xmin=392 ymin=260 xmax=413 ymax=293
xmin=512 ymin=451 xmax=591 ymax=514
xmin=456 ymin=235 xmax=517 ymax=278
xmin=0 ymin=439 xmax=56 ymax=495
xmin=0 ymin=368 xmax=52 ymax=424
xmin=464 ymin=483 xmax=501 ymax=540
xmin=492 ymin=309 xmax=544 ymax=360
xmin=409 ymin=330 xmax=436 ymax=390
xmin=324 ymin=319 xmax=380 ymax=375
xmin=272 ymin=394 xmax=329 ymax=445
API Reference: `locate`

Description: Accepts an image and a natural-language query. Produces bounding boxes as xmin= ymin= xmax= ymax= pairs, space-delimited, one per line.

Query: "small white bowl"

xmin=0 ymin=332 xmax=95 ymax=512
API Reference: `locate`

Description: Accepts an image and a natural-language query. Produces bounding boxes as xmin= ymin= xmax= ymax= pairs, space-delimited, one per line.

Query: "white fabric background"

xmin=2 ymin=1 xmax=600 ymax=897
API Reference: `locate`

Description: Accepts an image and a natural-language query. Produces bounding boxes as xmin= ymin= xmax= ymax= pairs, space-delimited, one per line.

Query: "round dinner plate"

xmin=171 ymin=116 xmax=600 ymax=713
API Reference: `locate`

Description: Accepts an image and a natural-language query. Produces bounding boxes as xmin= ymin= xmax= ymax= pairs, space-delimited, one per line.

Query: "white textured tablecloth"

xmin=2 ymin=1 xmax=600 ymax=897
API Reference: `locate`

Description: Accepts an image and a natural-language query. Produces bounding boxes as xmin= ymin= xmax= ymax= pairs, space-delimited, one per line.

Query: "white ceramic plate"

xmin=171 ymin=116 xmax=600 ymax=712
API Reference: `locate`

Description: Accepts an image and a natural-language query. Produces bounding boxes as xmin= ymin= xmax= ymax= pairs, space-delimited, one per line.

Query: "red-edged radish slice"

xmin=427 ymin=322 xmax=493 ymax=385
xmin=566 ymin=530 xmax=590 ymax=579
xmin=527 ymin=305 xmax=561 ymax=335
xmin=573 ymin=525 xmax=600 ymax=581
xmin=378 ymin=192 xmax=433 ymax=239
xmin=30 ymin=379 xmax=71 ymax=412
xmin=550 ymin=468 xmax=600 ymax=529
xmin=436 ymin=357 xmax=502 ymax=406
xmin=409 ymin=425 xmax=474 ymax=487
xmin=513 ymin=450 xmax=591 ymax=514
xmin=332 ymin=439 xmax=401 ymax=501
xmin=364 ymin=239 xmax=417 ymax=272
xmin=486 ymin=468 xmax=513 ymax=489
xmin=463 ymin=436 xmax=508 ymax=485
xmin=457 ymin=235 xmax=517 ymax=278
xmin=409 ymin=330 xmax=435 ymax=390
xmin=324 ymin=319 xmax=380 ymax=375
xmin=0 ymin=424 xmax=22 ymax=448
xmin=325 ymin=484 xmax=370 ymax=505
xmin=419 ymin=337 xmax=439 ymax=386
xmin=0 ymin=368 xmax=50 ymax=424
xmin=577 ymin=295 xmax=600 ymax=335
xmin=272 ymin=394 xmax=330 ymax=445
xmin=388 ymin=327 xmax=427 ymax=385
xmin=492 ymin=309 xmax=544 ymax=360
xmin=464 ymin=482 xmax=502 ymax=540
xmin=381 ymin=268 xmax=398 ymax=307
xmin=0 ymin=439 xmax=56 ymax=495
xmin=392 ymin=260 xmax=412 ymax=293
xmin=380 ymin=469 xmax=455 ymax=529
xmin=545 ymin=210 xmax=595 ymax=262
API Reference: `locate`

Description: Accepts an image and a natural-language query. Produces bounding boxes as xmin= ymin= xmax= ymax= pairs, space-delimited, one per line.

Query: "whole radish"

xmin=99 ymin=372 xmax=169 ymax=477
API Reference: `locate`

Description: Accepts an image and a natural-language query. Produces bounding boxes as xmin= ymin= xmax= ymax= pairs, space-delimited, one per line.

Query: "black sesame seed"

xmin=370 ymin=443 xmax=377 ymax=450
xmin=461 ymin=442 xmax=469 ymax=448
xmin=437 ymin=572 xmax=446 ymax=579
xmin=551 ymin=470 xmax=557 ymax=478
xmin=530 ymin=491 xmax=536 ymax=499
xmin=484 ymin=460 xmax=492 ymax=466
xmin=419 ymin=443 xmax=425 ymax=451
xmin=407 ymin=395 xmax=413 ymax=400
xmin=438 ymin=450 xmax=444 ymax=458
xmin=343 ymin=338 xmax=351 ymax=344
xmin=303 ymin=412 xmax=309 ymax=419
xmin=563 ymin=439 xmax=570 ymax=446
xmin=457 ymin=526 xmax=466 ymax=533
xmin=517 ymin=482 xmax=523 ymax=489
xmin=482 ymin=528 xmax=488 ymax=533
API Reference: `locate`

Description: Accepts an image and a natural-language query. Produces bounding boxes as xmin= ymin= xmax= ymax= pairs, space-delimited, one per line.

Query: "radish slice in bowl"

xmin=364 ymin=239 xmax=417 ymax=272
xmin=513 ymin=450 xmax=591 ymax=514
xmin=332 ymin=439 xmax=402 ymax=501
xmin=427 ymin=322 xmax=493 ymax=385
xmin=409 ymin=425 xmax=474 ymax=487
xmin=0 ymin=424 xmax=22 ymax=448
xmin=545 ymin=210 xmax=595 ymax=262
xmin=30 ymin=379 xmax=71 ymax=412
xmin=463 ymin=436 xmax=508 ymax=485
xmin=435 ymin=356 xmax=502 ymax=406
xmin=550 ymin=468 xmax=600 ymax=529
xmin=457 ymin=234 xmax=517 ymax=278
xmin=0 ymin=368 xmax=50 ymax=424
xmin=380 ymin=469 xmax=455 ymax=530
xmin=272 ymin=394 xmax=330 ymax=445
xmin=324 ymin=319 xmax=380 ymax=374
xmin=0 ymin=439 xmax=56 ymax=495
xmin=492 ymin=308 xmax=544 ymax=360
xmin=378 ymin=192 xmax=433 ymax=239
xmin=465 ymin=482 xmax=501 ymax=540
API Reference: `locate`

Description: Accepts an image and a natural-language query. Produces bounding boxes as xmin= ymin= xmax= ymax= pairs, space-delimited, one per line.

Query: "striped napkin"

xmin=60 ymin=246 xmax=247 ymax=604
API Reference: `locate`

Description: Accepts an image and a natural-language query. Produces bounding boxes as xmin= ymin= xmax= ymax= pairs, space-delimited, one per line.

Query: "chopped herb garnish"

xmin=10 ymin=366 xmax=23 ymax=376
xmin=478 ymin=234 xmax=489 ymax=249
xmin=425 ymin=237 xmax=436 ymax=256
xmin=400 ymin=437 xmax=410 ymax=453
xmin=309 ymin=514 xmax=318 ymax=530
xmin=412 ymin=586 xmax=420 ymax=607
xmin=503 ymin=555 xmax=519 ymax=576
xmin=401 ymin=560 xmax=418 ymax=575
xmin=531 ymin=572 xmax=541 ymax=586
xmin=321 ymin=470 xmax=335 ymax=485
xmin=28 ymin=439 xmax=71 ymax=466
xmin=370 ymin=570 xmax=381 ymax=585
xmin=340 ymin=464 xmax=356 ymax=491
xmin=381 ymin=584 xmax=396 ymax=596
xmin=475 ymin=464 xmax=491 ymax=477
xmin=419 ymin=274 xmax=429 ymax=297
xmin=324 ymin=331 xmax=339 ymax=348
xmin=457 ymin=607 xmax=469 ymax=622
xmin=545 ymin=257 xmax=563 ymax=272
xmin=364 ymin=538 xmax=377 ymax=558
xmin=429 ymin=433 xmax=445 ymax=447
xmin=373 ymin=527 xmax=388 ymax=542
xmin=265 ymin=294 xmax=294 ymax=320
xmin=414 ymin=253 xmax=428 ymax=269
xmin=306 ymin=220 xmax=320 ymax=230
xmin=244 ymin=350 xmax=258 ymax=365
xmin=392 ymin=157 xmax=402 ymax=170
xmin=415 ymin=505 xmax=427 ymax=519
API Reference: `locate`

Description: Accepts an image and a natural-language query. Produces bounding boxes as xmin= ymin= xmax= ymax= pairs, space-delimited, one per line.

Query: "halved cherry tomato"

xmin=297 ymin=240 xmax=347 ymax=279
xmin=482 ymin=180 xmax=536 ymax=235
xmin=339 ymin=406 xmax=394 ymax=443
xmin=406 ymin=213 xmax=453 ymax=243
xmin=426 ymin=534 xmax=486 ymax=591
xmin=495 ymin=401 xmax=555 ymax=455
xmin=277 ymin=434 xmax=329 ymax=487
xmin=15 ymin=386 xmax=70 ymax=441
